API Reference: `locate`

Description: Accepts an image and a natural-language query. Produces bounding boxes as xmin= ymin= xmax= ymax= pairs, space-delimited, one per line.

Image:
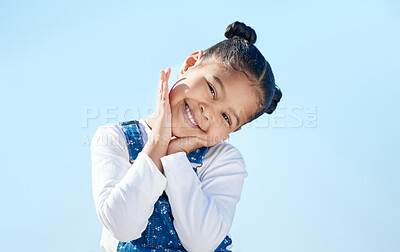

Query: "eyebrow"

xmin=212 ymin=75 xmax=241 ymax=128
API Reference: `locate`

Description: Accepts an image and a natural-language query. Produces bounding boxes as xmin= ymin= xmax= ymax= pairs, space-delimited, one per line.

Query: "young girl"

xmin=91 ymin=21 xmax=282 ymax=252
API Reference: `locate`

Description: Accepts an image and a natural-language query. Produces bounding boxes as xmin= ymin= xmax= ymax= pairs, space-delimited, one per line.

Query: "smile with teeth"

xmin=184 ymin=102 xmax=199 ymax=128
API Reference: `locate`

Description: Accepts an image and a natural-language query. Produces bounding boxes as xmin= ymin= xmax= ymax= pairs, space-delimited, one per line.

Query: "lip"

xmin=182 ymin=101 xmax=200 ymax=129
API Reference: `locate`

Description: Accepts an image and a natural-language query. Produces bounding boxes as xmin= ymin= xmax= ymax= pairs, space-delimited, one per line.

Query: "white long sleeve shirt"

xmin=91 ymin=119 xmax=248 ymax=252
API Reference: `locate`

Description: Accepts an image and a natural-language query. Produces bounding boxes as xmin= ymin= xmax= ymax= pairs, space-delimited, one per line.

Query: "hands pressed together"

xmin=143 ymin=68 xmax=229 ymax=173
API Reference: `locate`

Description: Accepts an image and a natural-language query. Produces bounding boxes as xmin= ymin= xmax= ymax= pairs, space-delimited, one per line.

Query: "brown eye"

xmin=207 ymin=82 xmax=215 ymax=98
xmin=221 ymin=113 xmax=231 ymax=125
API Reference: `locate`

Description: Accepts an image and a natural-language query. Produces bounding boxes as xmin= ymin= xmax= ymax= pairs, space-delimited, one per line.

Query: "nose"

xmin=200 ymin=102 xmax=228 ymax=129
xmin=200 ymin=103 xmax=209 ymax=121
xmin=199 ymin=103 xmax=213 ymax=126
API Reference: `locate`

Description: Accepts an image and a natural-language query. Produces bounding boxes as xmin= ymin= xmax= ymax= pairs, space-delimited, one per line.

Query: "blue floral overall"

xmin=116 ymin=120 xmax=232 ymax=252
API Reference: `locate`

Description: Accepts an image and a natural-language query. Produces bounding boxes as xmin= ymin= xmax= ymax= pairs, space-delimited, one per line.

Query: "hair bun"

xmin=225 ymin=21 xmax=257 ymax=44
xmin=265 ymin=86 xmax=282 ymax=114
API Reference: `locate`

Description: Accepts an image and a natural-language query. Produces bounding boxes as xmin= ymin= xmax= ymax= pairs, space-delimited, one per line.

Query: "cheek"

xmin=169 ymin=86 xmax=186 ymax=108
xmin=168 ymin=86 xmax=180 ymax=101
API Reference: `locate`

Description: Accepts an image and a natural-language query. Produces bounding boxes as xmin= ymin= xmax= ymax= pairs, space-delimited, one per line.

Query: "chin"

xmin=170 ymin=105 xmax=200 ymax=138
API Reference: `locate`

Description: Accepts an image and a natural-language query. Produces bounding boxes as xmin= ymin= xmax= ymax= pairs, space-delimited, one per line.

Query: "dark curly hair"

xmin=200 ymin=21 xmax=282 ymax=124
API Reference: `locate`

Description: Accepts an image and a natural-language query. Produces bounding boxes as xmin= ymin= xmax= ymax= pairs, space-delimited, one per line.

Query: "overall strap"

xmin=119 ymin=119 xmax=209 ymax=167
xmin=119 ymin=120 xmax=144 ymax=164
xmin=187 ymin=147 xmax=209 ymax=165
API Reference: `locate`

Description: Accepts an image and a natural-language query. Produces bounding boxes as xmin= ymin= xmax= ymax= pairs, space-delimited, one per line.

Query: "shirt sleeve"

xmin=160 ymin=143 xmax=248 ymax=252
xmin=91 ymin=124 xmax=167 ymax=242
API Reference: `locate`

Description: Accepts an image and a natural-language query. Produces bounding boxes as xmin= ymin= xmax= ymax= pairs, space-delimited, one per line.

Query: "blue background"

xmin=1 ymin=0 xmax=399 ymax=251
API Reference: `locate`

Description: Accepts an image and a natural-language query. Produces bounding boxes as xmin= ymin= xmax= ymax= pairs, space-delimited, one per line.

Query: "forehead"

xmin=197 ymin=62 xmax=260 ymax=126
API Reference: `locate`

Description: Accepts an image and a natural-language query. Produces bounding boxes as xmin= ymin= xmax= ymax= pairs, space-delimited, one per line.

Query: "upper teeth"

xmin=185 ymin=103 xmax=198 ymax=126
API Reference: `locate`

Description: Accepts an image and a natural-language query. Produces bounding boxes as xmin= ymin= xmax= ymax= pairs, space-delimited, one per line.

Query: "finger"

xmin=159 ymin=70 xmax=166 ymax=96
xmin=165 ymin=67 xmax=171 ymax=81
xmin=217 ymin=134 xmax=229 ymax=143
xmin=161 ymin=70 xmax=167 ymax=82
xmin=188 ymin=136 xmax=206 ymax=148
xmin=203 ymin=134 xmax=229 ymax=147
xmin=158 ymin=70 xmax=165 ymax=101
xmin=162 ymin=82 xmax=167 ymax=101
xmin=158 ymin=70 xmax=162 ymax=92
xmin=161 ymin=81 xmax=164 ymax=101
xmin=160 ymin=70 xmax=166 ymax=88
xmin=161 ymin=72 xmax=167 ymax=98
xmin=174 ymin=136 xmax=202 ymax=154
xmin=155 ymin=70 xmax=166 ymax=117
xmin=163 ymin=81 xmax=169 ymax=101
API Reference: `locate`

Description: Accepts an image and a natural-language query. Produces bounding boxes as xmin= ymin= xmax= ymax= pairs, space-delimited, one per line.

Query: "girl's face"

xmin=169 ymin=54 xmax=259 ymax=144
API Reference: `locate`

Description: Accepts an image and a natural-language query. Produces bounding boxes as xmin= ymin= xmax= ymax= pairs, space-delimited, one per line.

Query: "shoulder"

xmin=206 ymin=141 xmax=245 ymax=164
xmin=198 ymin=141 xmax=247 ymax=178
xmin=90 ymin=123 xmax=127 ymax=152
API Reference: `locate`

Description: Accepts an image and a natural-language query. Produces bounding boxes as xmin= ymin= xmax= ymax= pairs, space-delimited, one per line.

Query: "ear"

xmin=178 ymin=50 xmax=204 ymax=77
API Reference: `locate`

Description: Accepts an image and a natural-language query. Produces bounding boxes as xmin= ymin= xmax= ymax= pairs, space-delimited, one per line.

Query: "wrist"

xmin=166 ymin=147 xmax=187 ymax=156
xmin=166 ymin=141 xmax=191 ymax=156
xmin=147 ymin=135 xmax=170 ymax=147
xmin=143 ymin=141 xmax=168 ymax=156
xmin=143 ymin=141 xmax=169 ymax=173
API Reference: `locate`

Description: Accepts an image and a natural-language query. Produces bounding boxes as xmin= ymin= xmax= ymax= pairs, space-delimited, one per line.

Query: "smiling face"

xmin=169 ymin=52 xmax=259 ymax=144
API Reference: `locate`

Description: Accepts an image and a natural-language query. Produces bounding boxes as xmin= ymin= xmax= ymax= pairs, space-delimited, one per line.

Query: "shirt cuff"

xmin=160 ymin=151 xmax=195 ymax=181
xmin=138 ymin=151 xmax=168 ymax=193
